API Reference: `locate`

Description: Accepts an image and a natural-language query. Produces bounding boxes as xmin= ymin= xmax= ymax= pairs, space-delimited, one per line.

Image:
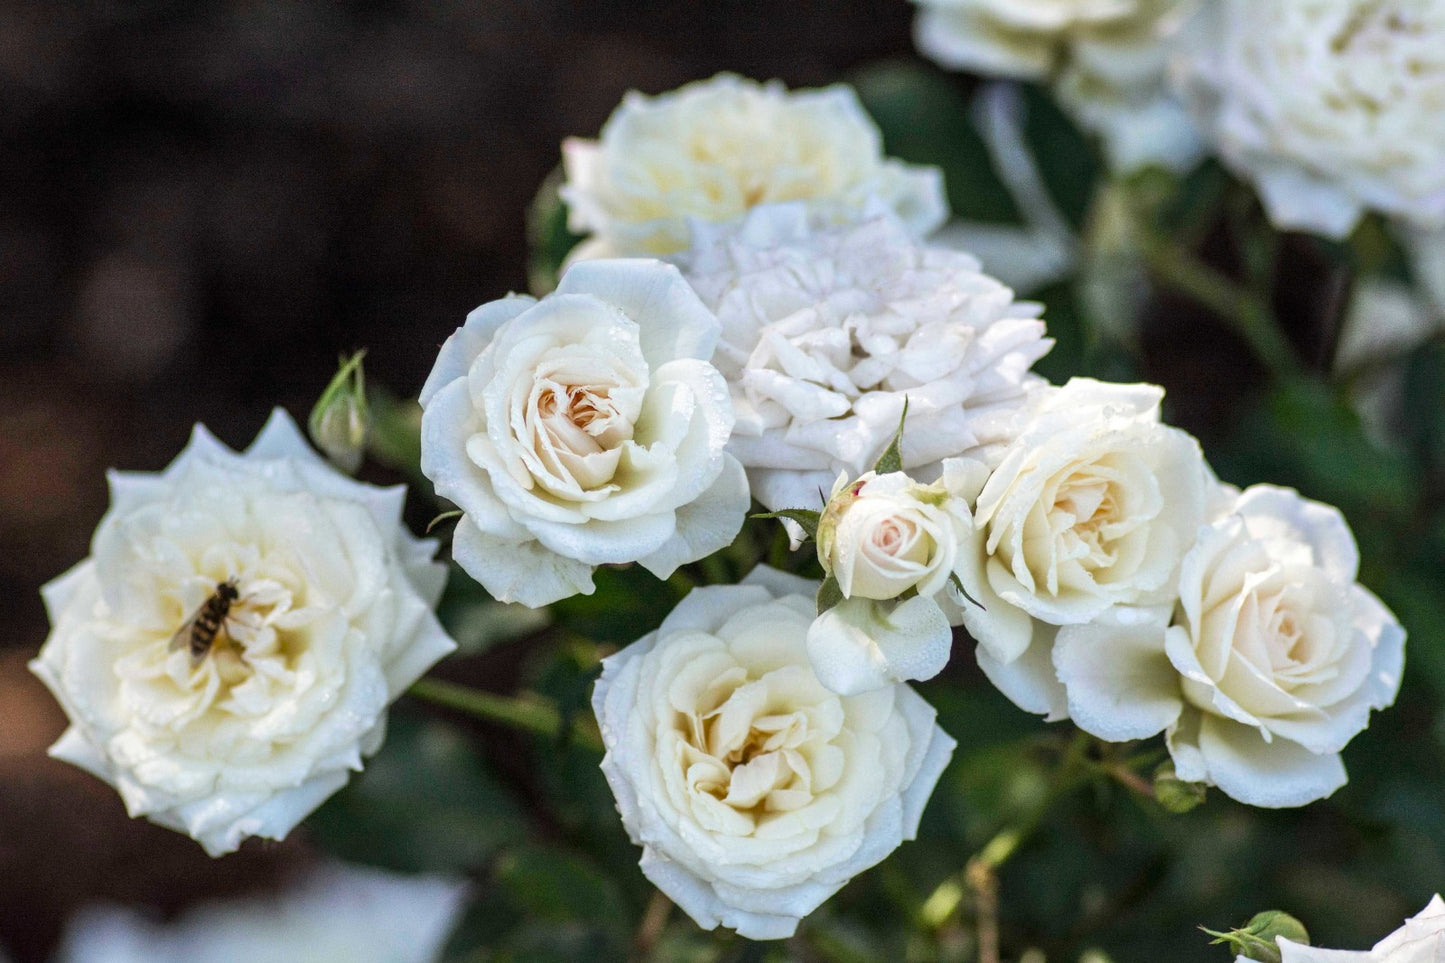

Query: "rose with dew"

xmin=419 ymin=258 xmax=749 ymax=608
xmin=592 ymin=567 xmax=955 ymax=940
xmin=30 ymin=410 xmax=456 ymax=856
xmin=682 ymin=205 xmax=1052 ymax=517
xmin=1055 ymin=485 xmax=1405 ymax=807
xmin=952 ymin=377 xmax=1213 ymax=719
xmin=560 ymin=73 xmax=946 ymax=260
xmin=807 ymin=470 xmax=973 ymax=695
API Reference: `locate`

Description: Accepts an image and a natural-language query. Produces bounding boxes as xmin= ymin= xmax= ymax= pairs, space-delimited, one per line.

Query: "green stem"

xmin=923 ymin=732 xmax=1095 ymax=950
xmin=408 ymin=677 xmax=603 ymax=752
xmin=1139 ymin=234 xmax=1300 ymax=375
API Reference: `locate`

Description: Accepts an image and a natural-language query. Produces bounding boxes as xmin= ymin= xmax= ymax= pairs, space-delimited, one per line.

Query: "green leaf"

xmin=526 ymin=166 xmax=585 ymax=295
xmin=850 ymin=61 xmax=1021 ymax=224
xmin=1214 ymin=377 xmax=1417 ymax=519
xmin=873 ymin=398 xmax=910 ymax=475
xmin=551 ymin=563 xmax=678 ymax=644
xmin=496 ymin=844 xmax=631 ymax=931
xmin=817 ymin=575 xmax=844 ymax=615
xmin=365 ymin=387 xmax=424 ymax=483
xmin=751 ymin=508 xmax=821 ymax=540
xmin=306 ymin=711 xmax=526 ymax=874
xmin=1020 ymin=83 xmax=1100 ymax=233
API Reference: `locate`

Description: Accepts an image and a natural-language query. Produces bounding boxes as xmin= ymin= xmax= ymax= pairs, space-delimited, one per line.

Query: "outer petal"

xmin=1054 ymin=608 xmax=1183 ymax=742
xmin=807 ymin=596 xmax=953 ymax=696
xmin=636 ymin=456 xmax=750 ymax=579
xmin=975 ymin=626 xmax=1069 ymax=721
xmin=555 ymin=258 xmax=720 ymax=366
xmin=450 ymin=516 xmax=595 ymax=608
xmin=419 ymin=296 xmax=535 ymax=406
xmin=1192 ymin=714 xmax=1348 ymax=808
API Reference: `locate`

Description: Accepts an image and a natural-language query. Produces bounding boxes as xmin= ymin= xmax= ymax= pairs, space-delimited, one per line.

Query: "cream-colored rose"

xmin=953 ymin=378 xmax=1211 ymax=717
xmin=912 ymin=0 xmax=1202 ymax=173
xmin=1175 ymin=0 xmax=1445 ymax=238
xmin=560 ymin=73 xmax=946 ymax=259
xmin=592 ymin=567 xmax=955 ymax=940
xmin=682 ymin=205 xmax=1051 ymax=516
xmin=1256 ymin=895 xmax=1445 ymax=963
xmin=419 ymin=259 xmax=750 ymax=608
xmin=29 ymin=410 xmax=456 ymax=856
xmin=818 ymin=471 xmax=965 ymax=602
xmin=1055 ymin=485 xmax=1405 ymax=807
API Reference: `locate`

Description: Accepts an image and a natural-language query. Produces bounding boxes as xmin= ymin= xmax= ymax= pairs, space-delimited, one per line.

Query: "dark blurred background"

xmin=0 ymin=2 xmax=914 ymax=958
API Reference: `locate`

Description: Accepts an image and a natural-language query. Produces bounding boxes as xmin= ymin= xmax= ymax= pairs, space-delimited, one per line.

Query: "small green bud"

xmin=1153 ymin=762 xmax=1207 ymax=814
xmin=309 ymin=350 xmax=369 ymax=474
xmin=1203 ymin=911 xmax=1310 ymax=963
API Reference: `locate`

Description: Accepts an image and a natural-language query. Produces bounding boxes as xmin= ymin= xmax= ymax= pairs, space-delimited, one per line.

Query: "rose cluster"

xmin=29 ymin=65 xmax=1412 ymax=950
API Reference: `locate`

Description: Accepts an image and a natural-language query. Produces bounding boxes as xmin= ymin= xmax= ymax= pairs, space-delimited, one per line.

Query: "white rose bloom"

xmin=55 ymin=861 xmax=468 ymax=963
xmin=953 ymin=378 xmax=1211 ymax=719
xmin=805 ymin=470 xmax=975 ymax=694
xmin=592 ymin=567 xmax=956 ymax=940
xmin=1055 ymin=485 xmax=1405 ymax=807
xmin=1175 ymin=0 xmax=1445 ymax=239
xmin=561 ymin=73 xmax=946 ymax=259
xmin=912 ymin=0 xmax=1202 ymax=173
xmin=1251 ymin=895 xmax=1445 ymax=963
xmin=420 ymin=259 xmax=750 ymax=608
xmin=682 ymin=205 xmax=1052 ymax=516
xmin=30 ymin=410 xmax=456 ymax=857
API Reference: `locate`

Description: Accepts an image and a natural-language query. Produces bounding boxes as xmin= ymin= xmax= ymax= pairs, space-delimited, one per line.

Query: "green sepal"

xmin=752 ymin=508 xmax=822 ymax=541
xmin=872 ymin=398 xmax=910 ymax=475
xmin=817 ymin=576 xmax=844 ymax=616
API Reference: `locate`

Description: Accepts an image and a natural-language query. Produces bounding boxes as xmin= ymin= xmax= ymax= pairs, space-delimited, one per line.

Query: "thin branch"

xmin=408 ymin=677 xmax=603 ymax=752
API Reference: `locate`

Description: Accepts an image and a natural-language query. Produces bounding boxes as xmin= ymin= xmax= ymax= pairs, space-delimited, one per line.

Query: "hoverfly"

xmin=168 ymin=578 xmax=241 ymax=668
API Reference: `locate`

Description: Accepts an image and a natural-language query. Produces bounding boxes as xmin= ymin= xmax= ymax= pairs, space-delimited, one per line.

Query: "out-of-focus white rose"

xmin=30 ymin=411 xmax=456 ymax=856
xmin=1406 ymin=226 xmax=1445 ymax=317
xmin=419 ymin=259 xmax=750 ymax=608
xmin=1056 ymin=485 xmax=1405 ymax=807
xmin=953 ymin=378 xmax=1211 ymax=718
xmin=1238 ymin=895 xmax=1445 ymax=962
xmin=592 ymin=567 xmax=955 ymax=940
xmin=682 ymin=205 xmax=1051 ymax=515
xmin=55 ymin=861 xmax=469 ymax=963
xmin=560 ymin=73 xmax=946 ymax=259
xmin=1176 ymin=0 xmax=1445 ymax=239
xmin=912 ymin=0 xmax=1202 ymax=173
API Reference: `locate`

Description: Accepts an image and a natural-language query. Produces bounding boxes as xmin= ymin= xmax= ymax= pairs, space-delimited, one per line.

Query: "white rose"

xmin=1175 ymin=0 xmax=1445 ymax=239
xmin=804 ymin=470 xmax=974 ymax=694
xmin=1055 ymin=485 xmax=1405 ymax=807
xmin=912 ymin=0 xmax=1202 ymax=173
xmin=818 ymin=471 xmax=965 ymax=601
xmin=1243 ymin=895 xmax=1445 ymax=963
xmin=591 ymin=567 xmax=956 ymax=941
xmin=682 ymin=204 xmax=1052 ymax=515
xmin=29 ymin=410 xmax=456 ymax=856
xmin=55 ymin=861 xmax=468 ymax=963
xmin=953 ymin=378 xmax=1211 ymax=718
xmin=560 ymin=73 xmax=946 ymax=259
xmin=419 ymin=258 xmax=750 ymax=608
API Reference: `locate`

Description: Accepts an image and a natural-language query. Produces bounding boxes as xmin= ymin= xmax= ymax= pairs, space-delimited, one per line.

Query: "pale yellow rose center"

xmin=672 ymin=664 xmax=845 ymax=834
